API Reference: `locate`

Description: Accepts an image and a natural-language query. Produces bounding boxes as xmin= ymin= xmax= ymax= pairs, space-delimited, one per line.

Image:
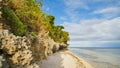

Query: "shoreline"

xmin=66 ymin=50 xmax=94 ymax=68
xmin=37 ymin=49 xmax=94 ymax=68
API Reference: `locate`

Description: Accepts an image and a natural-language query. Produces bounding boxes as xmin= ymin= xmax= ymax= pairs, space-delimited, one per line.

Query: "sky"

xmin=38 ymin=0 xmax=120 ymax=47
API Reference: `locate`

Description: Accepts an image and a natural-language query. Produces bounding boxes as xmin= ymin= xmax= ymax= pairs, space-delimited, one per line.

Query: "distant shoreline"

xmin=69 ymin=47 xmax=120 ymax=49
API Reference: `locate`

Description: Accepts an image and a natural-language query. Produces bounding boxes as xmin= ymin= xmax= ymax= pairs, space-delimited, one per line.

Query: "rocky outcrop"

xmin=0 ymin=29 xmax=33 ymax=68
xmin=0 ymin=24 xmax=67 ymax=68
xmin=0 ymin=3 xmax=68 ymax=67
xmin=30 ymin=35 xmax=61 ymax=61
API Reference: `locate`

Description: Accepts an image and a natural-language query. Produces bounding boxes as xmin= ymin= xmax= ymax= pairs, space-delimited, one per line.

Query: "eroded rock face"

xmin=30 ymin=37 xmax=60 ymax=61
xmin=0 ymin=27 xmax=68 ymax=68
xmin=0 ymin=13 xmax=68 ymax=67
xmin=0 ymin=1 xmax=68 ymax=67
xmin=0 ymin=29 xmax=33 ymax=68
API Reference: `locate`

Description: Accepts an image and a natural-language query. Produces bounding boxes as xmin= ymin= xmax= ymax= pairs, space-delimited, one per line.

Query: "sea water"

xmin=70 ymin=47 xmax=120 ymax=68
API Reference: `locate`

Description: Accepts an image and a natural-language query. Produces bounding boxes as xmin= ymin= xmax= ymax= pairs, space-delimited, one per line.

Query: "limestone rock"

xmin=0 ymin=27 xmax=68 ymax=68
xmin=0 ymin=29 xmax=33 ymax=68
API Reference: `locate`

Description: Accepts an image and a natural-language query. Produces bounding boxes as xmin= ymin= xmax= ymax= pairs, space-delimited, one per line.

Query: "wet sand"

xmin=38 ymin=50 xmax=93 ymax=68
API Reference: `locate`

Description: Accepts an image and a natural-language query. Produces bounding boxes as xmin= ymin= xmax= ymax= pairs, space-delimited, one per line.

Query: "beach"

xmin=38 ymin=50 xmax=93 ymax=68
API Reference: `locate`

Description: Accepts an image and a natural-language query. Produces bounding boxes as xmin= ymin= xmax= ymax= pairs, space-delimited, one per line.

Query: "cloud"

xmin=94 ymin=7 xmax=120 ymax=14
xmin=62 ymin=17 xmax=120 ymax=47
xmin=63 ymin=0 xmax=89 ymax=9
xmin=65 ymin=9 xmax=80 ymax=22
xmin=69 ymin=41 xmax=120 ymax=47
xmin=63 ymin=17 xmax=120 ymax=41
xmin=62 ymin=0 xmax=120 ymax=22
xmin=60 ymin=0 xmax=120 ymax=47
xmin=62 ymin=0 xmax=89 ymax=22
xmin=93 ymin=7 xmax=120 ymax=18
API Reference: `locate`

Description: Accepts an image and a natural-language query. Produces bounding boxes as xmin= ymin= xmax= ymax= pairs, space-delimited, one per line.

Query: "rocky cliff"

xmin=0 ymin=0 xmax=69 ymax=68
xmin=0 ymin=21 xmax=67 ymax=68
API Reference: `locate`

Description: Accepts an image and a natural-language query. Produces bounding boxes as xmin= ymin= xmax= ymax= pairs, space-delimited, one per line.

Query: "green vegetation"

xmin=2 ymin=7 xmax=27 ymax=36
xmin=9 ymin=0 xmax=45 ymax=32
xmin=46 ymin=15 xmax=69 ymax=44
xmin=1 ymin=0 xmax=69 ymax=44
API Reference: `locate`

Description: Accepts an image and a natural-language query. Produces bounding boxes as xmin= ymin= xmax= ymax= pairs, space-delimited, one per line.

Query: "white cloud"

xmin=69 ymin=41 xmax=120 ymax=47
xmin=63 ymin=0 xmax=120 ymax=22
xmin=63 ymin=0 xmax=89 ymax=9
xmin=65 ymin=9 xmax=80 ymax=22
xmin=94 ymin=7 xmax=120 ymax=14
xmin=61 ymin=0 xmax=120 ymax=47
xmin=93 ymin=7 xmax=120 ymax=19
xmin=62 ymin=17 xmax=120 ymax=46
xmin=63 ymin=17 xmax=120 ymax=41
xmin=63 ymin=0 xmax=89 ymax=22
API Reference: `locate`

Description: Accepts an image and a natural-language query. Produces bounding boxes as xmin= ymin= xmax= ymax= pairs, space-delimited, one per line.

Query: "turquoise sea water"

xmin=70 ymin=47 xmax=120 ymax=68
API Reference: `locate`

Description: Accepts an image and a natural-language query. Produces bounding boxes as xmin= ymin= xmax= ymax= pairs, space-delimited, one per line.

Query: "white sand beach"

xmin=38 ymin=50 xmax=93 ymax=68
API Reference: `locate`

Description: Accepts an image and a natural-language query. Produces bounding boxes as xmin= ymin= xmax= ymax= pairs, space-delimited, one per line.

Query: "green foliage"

xmin=46 ymin=15 xmax=69 ymax=44
xmin=14 ymin=0 xmax=45 ymax=32
xmin=46 ymin=15 xmax=55 ymax=25
xmin=2 ymin=0 xmax=69 ymax=44
xmin=2 ymin=7 xmax=27 ymax=36
xmin=30 ymin=32 xmax=36 ymax=37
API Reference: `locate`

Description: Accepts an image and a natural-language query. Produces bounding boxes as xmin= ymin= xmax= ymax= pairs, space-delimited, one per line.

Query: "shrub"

xmin=2 ymin=7 xmax=27 ymax=36
xmin=46 ymin=16 xmax=69 ymax=44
